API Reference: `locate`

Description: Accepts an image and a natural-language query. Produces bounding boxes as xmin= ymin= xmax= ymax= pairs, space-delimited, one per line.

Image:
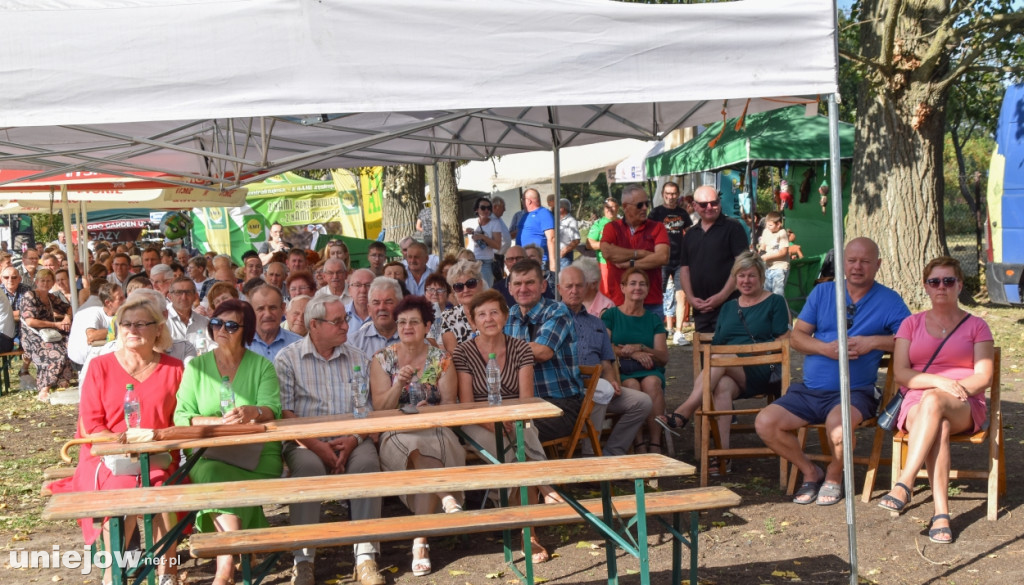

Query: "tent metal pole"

xmin=432 ymin=164 xmax=443 ymax=259
xmin=827 ymin=94 xmax=857 ymax=585
xmin=551 ymin=145 xmax=561 ymax=297
xmin=79 ymin=200 xmax=91 ymax=288
xmin=59 ymin=186 xmax=79 ymax=314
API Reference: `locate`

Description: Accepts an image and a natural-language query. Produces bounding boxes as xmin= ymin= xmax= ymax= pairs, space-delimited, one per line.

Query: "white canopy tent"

xmin=1 ymin=1 xmax=863 ymax=582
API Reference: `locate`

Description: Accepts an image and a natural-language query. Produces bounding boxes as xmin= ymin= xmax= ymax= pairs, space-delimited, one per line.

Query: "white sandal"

xmin=441 ymin=495 xmax=463 ymax=513
xmin=412 ymin=542 xmax=431 ymax=576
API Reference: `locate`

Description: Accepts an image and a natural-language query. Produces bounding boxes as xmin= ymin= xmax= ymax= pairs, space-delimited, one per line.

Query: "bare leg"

xmin=711 ymin=373 xmax=743 ymax=450
xmin=814 ymin=405 xmax=865 ymax=504
xmin=213 ymin=514 xmax=241 ymax=584
xmin=755 ymin=404 xmax=820 ymax=484
xmin=668 ymin=363 xmax=731 ymax=422
xmin=640 ymin=375 xmax=666 ymax=452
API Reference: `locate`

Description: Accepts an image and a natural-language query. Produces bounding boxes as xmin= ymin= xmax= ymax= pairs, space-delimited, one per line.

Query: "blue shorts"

xmin=771 ymin=382 xmax=878 ymax=424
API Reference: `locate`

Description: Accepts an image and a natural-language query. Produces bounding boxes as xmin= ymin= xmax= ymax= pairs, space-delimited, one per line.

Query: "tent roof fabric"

xmin=0 ymin=0 xmax=838 ymax=188
xmin=645 ymin=105 xmax=855 ymax=177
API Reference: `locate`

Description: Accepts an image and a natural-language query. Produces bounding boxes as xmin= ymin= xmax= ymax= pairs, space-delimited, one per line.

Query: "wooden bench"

xmin=44 ymin=454 xmax=730 ymax=585
xmin=191 ymin=487 xmax=740 ymax=585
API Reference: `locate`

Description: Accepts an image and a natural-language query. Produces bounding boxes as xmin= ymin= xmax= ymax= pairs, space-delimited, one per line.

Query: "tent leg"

xmin=60 ymin=186 xmax=79 ymax=314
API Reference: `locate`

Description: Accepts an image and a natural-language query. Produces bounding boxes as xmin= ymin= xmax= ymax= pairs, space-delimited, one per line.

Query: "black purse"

xmin=877 ymin=314 xmax=970 ymax=432
xmin=736 ymin=306 xmax=783 ymax=396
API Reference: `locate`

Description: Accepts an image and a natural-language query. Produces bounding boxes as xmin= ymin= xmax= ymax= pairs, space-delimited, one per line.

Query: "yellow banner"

xmin=359 ymin=167 xmax=384 ymax=239
xmin=200 ymin=207 xmax=232 ymax=256
xmin=331 ymin=169 xmax=366 ymax=239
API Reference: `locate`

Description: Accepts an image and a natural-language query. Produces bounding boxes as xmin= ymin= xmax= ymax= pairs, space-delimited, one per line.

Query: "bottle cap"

xmin=126 ymin=384 xmax=134 ymax=391
xmin=489 ymin=353 xmax=496 ymax=359
xmin=354 ymin=365 xmax=362 ymax=372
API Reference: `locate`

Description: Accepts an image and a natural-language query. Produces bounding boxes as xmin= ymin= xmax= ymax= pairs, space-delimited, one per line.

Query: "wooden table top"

xmin=91 ymin=397 xmax=561 ymax=456
xmin=43 ymin=454 xmax=694 ymax=520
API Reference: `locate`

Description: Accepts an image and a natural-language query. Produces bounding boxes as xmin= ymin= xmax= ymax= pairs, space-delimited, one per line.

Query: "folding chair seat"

xmin=542 ymin=364 xmax=602 ymax=458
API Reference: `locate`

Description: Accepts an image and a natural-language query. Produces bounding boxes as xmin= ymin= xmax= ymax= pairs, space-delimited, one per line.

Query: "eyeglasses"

xmin=1 ymin=275 xmax=19 ymax=280
xmin=425 ymin=287 xmax=447 ymax=295
xmin=925 ymin=277 xmax=958 ymax=288
xmin=210 ymin=318 xmax=242 ymax=334
xmin=505 ymin=256 xmax=525 ymax=263
xmin=695 ymin=200 xmax=721 ymax=209
xmin=348 ymin=282 xmax=371 ymax=289
xmin=121 ymin=320 xmax=157 ymax=331
xmin=846 ymin=303 xmax=857 ymax=331
xmin=169 ymin=289 xmax=196 ymax=296
xmin=452 ymin=278 xmax=479 ymax=293
xmin=324 ymin=270 xmax=347 ymax=277
xmin=314 ymin=317 xmax=346 ymax=328
xmin=628 ymin=201 xmax=650 ymax=209
xmin=397 ymin=318 xmax=424 ymax=327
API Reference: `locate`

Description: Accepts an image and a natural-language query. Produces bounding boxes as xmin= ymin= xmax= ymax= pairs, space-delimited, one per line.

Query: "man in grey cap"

xmin=557 ymin=198 xmax=580 ymax=269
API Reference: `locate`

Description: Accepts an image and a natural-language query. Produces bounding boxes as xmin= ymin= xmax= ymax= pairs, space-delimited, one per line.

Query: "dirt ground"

xmin=2 ymin=305 xmax=1023 ymax=585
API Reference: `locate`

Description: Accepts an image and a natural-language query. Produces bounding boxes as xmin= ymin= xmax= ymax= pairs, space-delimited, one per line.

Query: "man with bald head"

xmin=517 ymin=188 xmax=557 ymax=272
xmin=677 ymin=185 xmax=750 ymax=333
xmin=755 ymin=237 xmax=910 ymax=506
xmin=599 ymin=184 xmax=670 ymax=313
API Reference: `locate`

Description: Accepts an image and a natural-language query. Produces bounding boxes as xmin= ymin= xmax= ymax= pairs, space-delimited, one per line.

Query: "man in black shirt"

xmin=678 ymin=185 xmax=749 ymax=333
xmin=648 ymin=181 xmax=693 ymax=345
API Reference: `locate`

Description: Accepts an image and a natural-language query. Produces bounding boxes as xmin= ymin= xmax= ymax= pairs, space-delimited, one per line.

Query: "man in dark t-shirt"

xmin=648 ymin=181 xmax=693 ymax=343
xmin=678 ymin=185 xmax=749 ymax=333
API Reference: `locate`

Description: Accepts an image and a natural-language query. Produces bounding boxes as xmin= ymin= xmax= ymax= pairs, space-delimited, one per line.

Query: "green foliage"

xmin=31 ymin=212 xmax=64 ymax=244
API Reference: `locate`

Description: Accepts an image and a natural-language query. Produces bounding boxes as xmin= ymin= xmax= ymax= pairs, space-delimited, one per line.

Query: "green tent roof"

xmin=646 ymin=105 xmax=854 ymax=177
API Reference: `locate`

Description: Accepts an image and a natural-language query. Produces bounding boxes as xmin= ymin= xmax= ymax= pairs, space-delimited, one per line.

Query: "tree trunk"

xmin=381 ymin=165 xmax=425 ymax=244
xmin=847 ymin=1 xmax=950 ymax=309
xmin=435 ymin=162 xmax=461 ymax=257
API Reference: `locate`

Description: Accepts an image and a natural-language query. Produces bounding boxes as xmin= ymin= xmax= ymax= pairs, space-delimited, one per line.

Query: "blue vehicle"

xmin=986 ymin=83 xmax=1024 ymax=306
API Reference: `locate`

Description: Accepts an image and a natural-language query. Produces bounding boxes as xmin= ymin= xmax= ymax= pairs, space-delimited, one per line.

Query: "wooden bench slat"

xmin=43 ymin=467 xmax=74 ymax=481
xmin=190 ymin=487 xmax=740 ymax=557
xmin=43 ymin=454 xmax=693 ymax=520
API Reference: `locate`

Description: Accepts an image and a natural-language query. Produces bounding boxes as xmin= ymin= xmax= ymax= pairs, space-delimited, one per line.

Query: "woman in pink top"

xmin=878 ymin=257 xmax=994 ymax=544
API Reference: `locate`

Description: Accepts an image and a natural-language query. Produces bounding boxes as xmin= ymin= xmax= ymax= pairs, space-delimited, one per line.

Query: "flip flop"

xmin=928 ymin=514 xmax=954 ymax=544
xmin=792 ymin=478 xmax=824 ymax=505
xmin=816 ymin=481 xmax=844 ymax=506
xmin=878 ymin=482 xmax=912 ymax=513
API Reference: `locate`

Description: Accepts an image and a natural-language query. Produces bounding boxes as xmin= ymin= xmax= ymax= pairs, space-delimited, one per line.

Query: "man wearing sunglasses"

xmin=678 ymin=185 xmax=750 ymax=333
xmin=756 ymin=237 xmax=910 ymax=506
xmin=599 ymin=184 xmax=670 ymax=312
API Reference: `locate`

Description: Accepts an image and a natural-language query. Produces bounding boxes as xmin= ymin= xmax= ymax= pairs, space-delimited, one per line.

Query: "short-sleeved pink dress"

xmin=894 ymin=312 xmax=992 ymax=433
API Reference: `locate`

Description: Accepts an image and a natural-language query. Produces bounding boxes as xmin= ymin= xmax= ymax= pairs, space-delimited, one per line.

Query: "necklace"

xmin=121 ymin=352 xmax=159 ymax=380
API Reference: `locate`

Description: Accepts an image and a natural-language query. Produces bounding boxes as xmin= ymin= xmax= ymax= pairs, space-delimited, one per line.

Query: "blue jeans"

xmin=764 ymin=268 xmax=789 ymax=296
xmin=479 ymin=259 xmax=494 ymax=287
xmin=559 ymin=256 xmax=573 ymax=269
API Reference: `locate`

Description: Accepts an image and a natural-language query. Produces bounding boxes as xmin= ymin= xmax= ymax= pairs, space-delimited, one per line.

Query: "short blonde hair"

xmin=730 ymin=251 xmax=766 ymax=285
xmin=115 ymin=293 xmax=173 ymax=352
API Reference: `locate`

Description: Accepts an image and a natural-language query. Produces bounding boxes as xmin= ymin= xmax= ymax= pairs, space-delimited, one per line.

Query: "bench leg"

xmin=240 ymin=553 xmax=253 ymax=585
xmin=634 ymin=479 xmax=650 ymax=585
xmin=601 ymin=482 xmax=618 ymax=585
xmin=671 ymin=513 xmax=681 ymax=585
xmin=109 ymin=516 xmax=125 ymax=585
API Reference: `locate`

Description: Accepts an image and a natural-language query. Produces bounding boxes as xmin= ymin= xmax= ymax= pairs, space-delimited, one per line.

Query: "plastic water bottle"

xmin=219 ymin=376 xmax=235 ymax=416
xmin=407 ymin=378 xmax=424 ymax=407
xmin=486 ymin=353 xmax=502 ymax=406
xmin=352 ymin=365 xmax=369 ymax=419
xmin=123 ymin=384 xmax=141 ymax=429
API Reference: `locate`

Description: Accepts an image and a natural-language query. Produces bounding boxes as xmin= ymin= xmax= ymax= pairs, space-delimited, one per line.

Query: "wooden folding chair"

xmin=786 ymin=355 xmax=896 ymax=502
xmin=891 ymin=347 xmax=1004 ymax=521
xmin=542 ymin=364 xmax=603 ymax=458
xmin=694 ymin=338 xmax=791 ymax=488
xmin=687 ymin=332 xmax=714 ymax=460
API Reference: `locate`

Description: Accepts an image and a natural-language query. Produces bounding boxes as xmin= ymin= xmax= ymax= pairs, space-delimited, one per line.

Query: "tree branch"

xmin=880 ymin=0 xmax=907 ymax=72
xmin=839 ymin=47 xmax=885 ymax=73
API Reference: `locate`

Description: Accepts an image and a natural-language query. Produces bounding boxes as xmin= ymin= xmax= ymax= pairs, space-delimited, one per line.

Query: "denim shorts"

xmin=764 ymin=267 xmax=788 ymax=296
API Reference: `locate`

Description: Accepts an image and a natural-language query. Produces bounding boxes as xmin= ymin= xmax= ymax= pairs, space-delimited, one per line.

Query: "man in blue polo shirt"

xmin=504 ymin=258 xmax=581 ymax=442
xmin=517 ymin=188 xmax=557 ymax=272
xmin=755 ymin=237 xmax=910 ymax=506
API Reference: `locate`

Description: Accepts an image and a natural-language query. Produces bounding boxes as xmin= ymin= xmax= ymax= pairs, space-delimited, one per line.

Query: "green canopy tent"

xmin=645 ymin=105 xmax=856 ymax=311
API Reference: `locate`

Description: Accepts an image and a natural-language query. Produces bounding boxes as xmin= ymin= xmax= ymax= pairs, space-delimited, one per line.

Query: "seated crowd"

xmin=36 ymin=183 xmax=996 ymax=585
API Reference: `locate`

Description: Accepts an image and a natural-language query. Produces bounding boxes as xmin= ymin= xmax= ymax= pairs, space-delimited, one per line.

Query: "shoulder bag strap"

xmin=920 ymin=313 xmax=971 ymax=373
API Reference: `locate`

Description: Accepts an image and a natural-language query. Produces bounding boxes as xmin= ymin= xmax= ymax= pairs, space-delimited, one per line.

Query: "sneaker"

xmin=292 ymin=561 xmax=315 ymax=585
xmin=672 ymin=331 xmax=690 ymax=346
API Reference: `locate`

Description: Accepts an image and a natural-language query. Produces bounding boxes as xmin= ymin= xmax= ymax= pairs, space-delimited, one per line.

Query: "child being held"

xmin=757 ymin=211 xmax=790 ymax=296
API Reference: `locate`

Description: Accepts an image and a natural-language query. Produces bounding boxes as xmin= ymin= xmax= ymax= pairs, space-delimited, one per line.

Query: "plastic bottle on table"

xmin=219 ymin=375 xmax=235 ymax=416
xmin=486 ymin=353 xmax=502 ymax=406
xmin=352 ymin=365 xmax=369 ymax=419
xmin=123 ymin=384 xmax=141 ymax=429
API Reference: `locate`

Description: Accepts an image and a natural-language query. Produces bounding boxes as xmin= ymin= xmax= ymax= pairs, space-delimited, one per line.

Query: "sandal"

xmin=928 ymin=514 xmax=954 ymax=544
xmin=708 ymin=457 xmax=732 ymax=477
xmin=816 ymin=481 xmax=844 ymax=506
xmin=647 ymin=442 xmax=664 ymax=455
xmin=656 ymin=413 xmax=689 ymax=437
xmin=792 ymin=468 xmax=825 ymax=505
xmin=632 ymin=440 xmax=649 ymax=454
xmin=441 ymin=495 xmax=463 ymax=514
xmin=878 ymin=482 xmax=912 ymax=513
xmin=412 ymin=542 xmax=431 ymax=576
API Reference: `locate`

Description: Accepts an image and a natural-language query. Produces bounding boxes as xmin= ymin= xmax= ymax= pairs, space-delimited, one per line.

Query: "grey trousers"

xmin=584 ymin=380 xmax=653 ymax=456
xmin=282 ymin=440 xmax=382 ymax=563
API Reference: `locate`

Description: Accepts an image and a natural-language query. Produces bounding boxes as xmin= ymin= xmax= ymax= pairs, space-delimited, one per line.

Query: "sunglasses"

xmin=925 ymin=277 xmax=958 ymax=288
xmin=695 ymin=200 xmax=721 ymax=209
xmin=452 ymin=278 xmax=479 ymax=293
xmin=846 ymin=303 xmax=857 ymax=331
xmin=210 ymin=318 xmax=242 ymax=334
xmin=478 ymin=205 xmax=492 ymax=211
xmin=629 ymin=201 xmax=650 ymax=209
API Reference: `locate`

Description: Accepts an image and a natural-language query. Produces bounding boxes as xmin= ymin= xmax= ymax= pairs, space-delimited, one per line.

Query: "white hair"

xmin=572 ymin=257 xmax=601 ymax=284
xmin=369 ymin=276 xmax=403 ymax=299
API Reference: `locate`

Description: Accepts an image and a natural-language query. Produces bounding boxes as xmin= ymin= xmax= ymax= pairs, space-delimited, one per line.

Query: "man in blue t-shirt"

xmin=517 ymin=188 xmax=557 ymax=272
xmin=755 ymin=237 xmax=910 ymax=506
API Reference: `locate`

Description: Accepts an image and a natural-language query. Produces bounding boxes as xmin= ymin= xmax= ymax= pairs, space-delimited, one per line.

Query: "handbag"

xmin=39 ymin=327 xmax=63 ymax=343
xmin=618 ymin=357 xmax=646 ymax=375
xmin=102 ymin=452 xmax=173 ymax=476
xmin=202 ymin=442 xmax=265 ymax=471
xmin=736 ymin=306 xmax=784 ymax=397
xmin=877 ymin=314 xmax=971 ymax=432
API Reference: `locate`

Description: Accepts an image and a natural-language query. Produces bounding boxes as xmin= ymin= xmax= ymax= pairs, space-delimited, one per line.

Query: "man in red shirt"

xmin=599 ymin=185 xmax=670 ymax=312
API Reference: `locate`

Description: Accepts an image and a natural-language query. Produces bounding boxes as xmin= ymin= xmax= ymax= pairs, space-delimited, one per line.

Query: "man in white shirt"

xmin=69 ymin=283 xmax=124 ymax=367
xmin=402 ymin=242 xmax=432 ymax=296
xmin=107 ymin=253 xmax=133 ymax=291
xmin=315 ymin=258 xmax=349 ymax=302
xmin=167 ymin=276 xmax=209 ymax=343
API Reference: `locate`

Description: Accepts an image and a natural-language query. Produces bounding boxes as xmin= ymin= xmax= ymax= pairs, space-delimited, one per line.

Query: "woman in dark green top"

xmin=602 ymin=268 xmax=668 ymax=454
xmin=658 ymin=252 xmax=790 ymax=457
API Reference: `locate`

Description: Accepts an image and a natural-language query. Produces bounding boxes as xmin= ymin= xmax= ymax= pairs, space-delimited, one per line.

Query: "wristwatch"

xmin=630 ymin=258 xmax=635 ymax=267
xmin=351 ymin=434 xmax=364 ymax=446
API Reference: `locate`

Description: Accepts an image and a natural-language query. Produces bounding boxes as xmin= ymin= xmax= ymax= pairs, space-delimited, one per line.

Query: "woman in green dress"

xmin=657 ymin=252 xmax=790 ymax=469
xmin=602 ymin=268 xmax=669 ymax=453
xmin=173 ymin=299 xmax=282 ymax=585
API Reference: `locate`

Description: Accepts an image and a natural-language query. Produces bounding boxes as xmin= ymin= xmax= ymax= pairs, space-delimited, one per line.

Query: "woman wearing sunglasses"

xmin=48 ymin=295 xmax=185 ymax=585
xmin=173 ymin=299 xmax=282 ymax=585
xmin=440 ymin=259 xmax=489 ymax=353
xmin=463 ymin=197 xmax=503 ymax=287
xmin=368 ymin=295 xmax=463 ymax=577
xmin=423 ymin=273 xmax=452 ymax=345
xmin=877 ymin=257 xmax=994 ymax=544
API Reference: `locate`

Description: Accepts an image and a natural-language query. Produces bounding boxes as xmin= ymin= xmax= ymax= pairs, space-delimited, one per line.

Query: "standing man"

xmin=556 ymin=198 xmax=581 ymax=269
xmin=678 ymin=185 xmax=750 ymax=333
xmin=49 ymin=231 xmax=67 ymax=252
xmin=248 ymin=284 xmax=301 ymax=361
xmin=18 ymin=247 xmax=40 ymax=287
xmin=345 ymin=269 xmax=375 ymax=332
xmin=403 ymin=242 xmax=432 ymax=296
xmin=559 ymin=266 xmax=651 ymax=456
xmin=518 ymin=188 xmax=557 ymax=272
xmin=259 ymin=222 xmax=292 ymax=264
xmin=599 ymin=184 xmax=670 ymax=314
xmin=366 ymin=241 xmax=388 ymax=276
xmin=141 ymin=246 xmax=161 ymax=275
xmin=108 ymin=253 xmax=133 ymax=291
xmin=242 ymin=251 xmax=264 ymax=284
xmin=490 ymin=196 xmax=512 ymax=283
xmin=504 ymin=259 xmax=581 ymax=442
xmin=167 ymin=277 xmax=209 ymax=343
xmin=273 ymin=295 xmax=386 ymax=585
xmin=585 ymin=198 xmax=620 ymax=300
xmin=648 ymin=181 xmax=694 ymax=345
xmin=755 ymin=238 xmax=910 ymax=505
xmin=349 ymin=277 xmax=402 ymax=357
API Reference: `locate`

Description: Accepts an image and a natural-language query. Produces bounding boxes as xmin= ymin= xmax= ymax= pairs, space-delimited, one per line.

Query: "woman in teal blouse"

xmin=173 ymin=299 xmax=282 ymax=585
xmin=658 ymin=252 xmax=790 ymax=469
xmin=602 ymin=268 xmax=669 ymax=454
